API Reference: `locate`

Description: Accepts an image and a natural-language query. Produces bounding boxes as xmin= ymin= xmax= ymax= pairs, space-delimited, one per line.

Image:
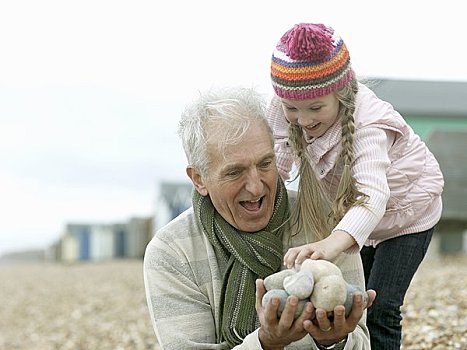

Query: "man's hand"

xmin=255 ymin=279 xmax=314 ymax=350
xmin=304 ymin=289 xmax=377 ymax=346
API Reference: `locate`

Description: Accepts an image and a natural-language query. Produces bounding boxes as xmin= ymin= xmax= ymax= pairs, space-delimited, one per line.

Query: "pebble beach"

xmin=1 ymin=254 xmax=465 ymax=350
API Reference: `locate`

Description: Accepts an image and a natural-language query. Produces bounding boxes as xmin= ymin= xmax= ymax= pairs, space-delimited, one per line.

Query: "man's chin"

xmin=238 ymin=218 xmax=271 ymax=233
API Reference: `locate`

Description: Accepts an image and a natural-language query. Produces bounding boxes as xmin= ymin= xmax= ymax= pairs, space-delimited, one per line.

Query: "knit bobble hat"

xmin=271 ymin=23 xmax=354 ymax=100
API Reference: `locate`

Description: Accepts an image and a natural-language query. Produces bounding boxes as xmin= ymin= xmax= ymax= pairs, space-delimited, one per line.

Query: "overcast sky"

xmin=1 ymin=0 xmax=465 ymax=255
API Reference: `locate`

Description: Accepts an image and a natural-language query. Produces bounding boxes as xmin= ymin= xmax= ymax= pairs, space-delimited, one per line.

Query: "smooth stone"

xmin=283 ymin=271 xmax=314 ymax=299
xmin=261 ymin=289 xmax=309 ymax=319
xmin=299 ymin=259 xmax=343 ymax=283
xmin=264 ymin=269 xmax=296 ymax=291
xmin=344 ymin=283 xmax=369 ymax=316
xmin=262 ymin=289 xmax=289 ymax=313
xmin=310 ymin=275 xmax=347 ymax=312
xmin=293 ymin=299 xmax=308 ymax=319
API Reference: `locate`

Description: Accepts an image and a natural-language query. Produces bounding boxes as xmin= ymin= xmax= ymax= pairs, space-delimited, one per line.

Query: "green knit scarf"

xmin=193 ymin=178 xmax=289 ymax=347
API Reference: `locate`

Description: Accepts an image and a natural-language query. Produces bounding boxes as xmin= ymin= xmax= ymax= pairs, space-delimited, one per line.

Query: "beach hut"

xmin=60 ymin=232 xmax=79 ymax=263
xmin=370 ymin=79 xmax=467 ymax=139
xmin=426 ymin=129 xmax=467 ymax=254
xmin=89 ymin=224 xmax=115 ymax=261
xmin=113 ymin=223 xmax=127 ymax=258
xmin=154 ymin=181 xmax=193 ymax=232
xmin=126 ymin=217 xmax=153 ymax=258
xmin=66 ymin=224 xmax=91 ymax=261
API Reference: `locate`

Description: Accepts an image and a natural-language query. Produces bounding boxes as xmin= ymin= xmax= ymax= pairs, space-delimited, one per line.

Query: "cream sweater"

xmin=144 ymin=205 xmax=370 ymax=349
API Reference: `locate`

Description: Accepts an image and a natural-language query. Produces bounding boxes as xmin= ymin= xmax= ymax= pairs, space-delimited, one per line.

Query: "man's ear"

xmin=186 ymin=166 xmax=208 ymax=196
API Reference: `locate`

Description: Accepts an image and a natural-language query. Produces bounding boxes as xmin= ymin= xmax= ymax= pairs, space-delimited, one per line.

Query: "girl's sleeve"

xmin=266 ymin=96 xmax=294 ymax=180
xmin=333 ymin=127 xmax=392 ymax=250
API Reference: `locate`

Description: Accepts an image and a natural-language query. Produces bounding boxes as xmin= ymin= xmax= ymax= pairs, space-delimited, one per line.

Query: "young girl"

xmin=266 ymin=23 xmax=444 ymax=349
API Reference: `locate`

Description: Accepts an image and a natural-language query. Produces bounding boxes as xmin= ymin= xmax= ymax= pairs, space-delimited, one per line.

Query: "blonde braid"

xmin=288 ymin=124 xmax=331 ymax=242
xmin=332 ymin=78 xmax=368 ymax=225
xmin=286 ymin=77 xmax=369 ymax=240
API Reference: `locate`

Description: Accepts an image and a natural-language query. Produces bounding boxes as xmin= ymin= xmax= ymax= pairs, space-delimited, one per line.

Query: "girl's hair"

xmin=287 ymin=76 xmax=368 ymax=241
xmin=177 ymin=86 xmax=272 ymax=179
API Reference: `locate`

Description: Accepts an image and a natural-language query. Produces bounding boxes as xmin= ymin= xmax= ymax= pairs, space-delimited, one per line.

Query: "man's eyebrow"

xmin=220 ymin=151 xmax=275 ymax=171
xmin=221 ymin=162 xmax=243 ymax=174
xmin=261 ymin=152 xmax=276 ymax=161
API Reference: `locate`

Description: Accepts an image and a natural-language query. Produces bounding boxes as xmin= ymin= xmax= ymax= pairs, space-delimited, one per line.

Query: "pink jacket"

xmin=267 ymin=83 xmax=444 ymax=248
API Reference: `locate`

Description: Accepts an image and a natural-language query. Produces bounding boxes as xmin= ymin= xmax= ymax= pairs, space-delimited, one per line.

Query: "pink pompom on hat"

xmin=271 ymin=23 xmax=354 ymax=100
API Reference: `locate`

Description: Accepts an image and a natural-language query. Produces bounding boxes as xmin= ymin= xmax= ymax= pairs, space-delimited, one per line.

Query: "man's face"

xmin=193 ymin=122 xmax=278 ymax=232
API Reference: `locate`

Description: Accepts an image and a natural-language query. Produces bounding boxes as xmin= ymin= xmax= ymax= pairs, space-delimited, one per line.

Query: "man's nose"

xmin=245 ymin=170 xmax=263 ymax=196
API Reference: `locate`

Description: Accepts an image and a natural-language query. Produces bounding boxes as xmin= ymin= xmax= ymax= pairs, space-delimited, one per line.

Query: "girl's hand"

xmin=283 ymin=231 xmax=356 ymax=268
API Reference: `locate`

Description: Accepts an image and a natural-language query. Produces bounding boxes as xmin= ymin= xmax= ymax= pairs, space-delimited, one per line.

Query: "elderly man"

xmin=143 ymin=87 xmax=375 ymax=349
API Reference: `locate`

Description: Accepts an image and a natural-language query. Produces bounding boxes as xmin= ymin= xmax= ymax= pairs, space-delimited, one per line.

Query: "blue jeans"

xmin=360 ymin=228 xmax=434 ymax=350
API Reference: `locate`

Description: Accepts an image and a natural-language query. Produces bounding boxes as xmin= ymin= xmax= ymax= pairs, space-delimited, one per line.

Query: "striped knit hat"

xmin=271 ymin=23 xmax=354 ymax=100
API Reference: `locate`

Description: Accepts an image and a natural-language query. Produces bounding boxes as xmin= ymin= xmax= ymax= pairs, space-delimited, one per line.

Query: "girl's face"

xmin=280 ymin=93 xmax=340 ymax=138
